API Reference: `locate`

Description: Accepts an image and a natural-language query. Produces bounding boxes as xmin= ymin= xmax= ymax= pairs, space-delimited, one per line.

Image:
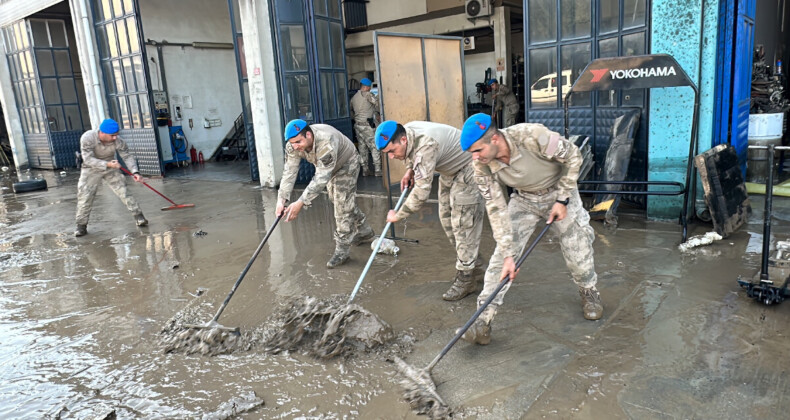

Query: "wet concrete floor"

xmin=1 ymin=167 xmax=789 ymax=419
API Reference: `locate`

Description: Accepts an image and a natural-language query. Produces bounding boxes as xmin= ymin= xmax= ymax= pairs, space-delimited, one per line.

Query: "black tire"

xmin=13 ymin=178 xmax=47 ymax=193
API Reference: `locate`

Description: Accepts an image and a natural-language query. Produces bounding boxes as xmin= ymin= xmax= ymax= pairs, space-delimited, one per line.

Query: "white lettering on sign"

xmin=609 ymin=66 xmax=677 ymax=79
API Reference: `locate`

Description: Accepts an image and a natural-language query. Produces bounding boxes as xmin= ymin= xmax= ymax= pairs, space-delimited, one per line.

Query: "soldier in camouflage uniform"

xmin=277 ymin=119 xmax=375 ymax=268
xmin=457 ymin=112 xmax=603 ymax=345
xmin=74 ymin=118 xmax=147 ymax=237
xmin=375 ymin=120 xmax=485 ymax=301
xmin=349 ymin=78 xmax=382 ymax=176
xmin=488 ymin=79 xmax=520 ymax=127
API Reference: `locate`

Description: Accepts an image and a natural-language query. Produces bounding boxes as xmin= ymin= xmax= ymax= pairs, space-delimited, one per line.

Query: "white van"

xmin=530 ymin=70 xmax=572 ymax=104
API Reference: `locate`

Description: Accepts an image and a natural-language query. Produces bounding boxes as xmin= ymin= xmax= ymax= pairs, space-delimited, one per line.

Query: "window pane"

xmin=116 ymin=20 xmax=129 ymax=56
xmin=139 ymin=93 xmax=152 ymax=128
xmin=36 ymin=50 xmax=55 ymax=76
xmin=112 ymin=59 xmax=125 ymax=93
xmin=27 ymin=80 xmax=40 ymax=105
xmin=133 ymin=56 xmax=145 ymax=92
xmin=47 ymin=106 xmax=65 ymax=131
xmin=561 ymin=0 xmax=591 ymax=39
xmin=102 ymin=61 xmax=116 ymax=93
xmin=96 ymin=0 xmax=111 ymax=21
xmin=126 ymin=17 xmax=139 ymax=53
xmin=284 ymin=74 xmax=312 ymax=120
xmin=117 ymin=96 xmax=130 ymax=128
xmin=316 ymin=20 xmax=330 ymax=67
xmin=529 ymin=0 xmax=557 ymax=44
xmin=279 ymin=25 xmax=307 ymax=71
xmin=23 ymin=50 xmax=34 ymax=79
xmin=49 ymin=21 xmax=67 ymax=47
xmin=275 ymin=0 xmax=304 ymax=23
xmin=106 ymin=23 xmax=118 ymax=57
xmin=335 ymin=73 xmax=348 ymax=117
xmin=64 ymin=105 xmax=82 ymax=130
xmin=113 ymin=0 xmax=124 ymax=18
xmin=14 ymin=82 xmax=27 ymax=107
xmin=561 ymin=42 xmax=591 ymax=106
xmin=624 ymin=0 xmax=647 ymax=29
xmin=330 ymin=22 xmax=343 ymax=68
xmin=36 ymin=107 xmax=46 ymax=133
xmin=60 ymin=78 xmax=77 ymax=103
xmin=320 ymin=72 xmax=336 ymax=119
xmin=128 ymin=93 xmax=141 ymax=128
xmin=108 ymin=94 xmax=120 ymax=121
xmin=31 ymin=21 xmax=50 ymax=47
xmin=598 ymin=37 xmax=618 ymax=106
xmin=529 ymin=47 xmax=556 ymax=108
xmin=623 ymin=32 xmax=646 ymax=106
xmin=600 ymin=0 xmax=619 ymax=34
xmin=22 ymin=109 xmax=32 ymax=133
xmin=314 ymin=0 xmax=327 ymax=16
xmin=122 ymin=57 xmax=135 ymax=91
xmin=123 ymin=0 xmax=133 ymax=15
xmin=41 ymin=78 xmax=60 ymax=105
xmin=328 ymin=0 xmax=341 ymax=19
xmin=18 ymin=21 xmax=29 ymax=49
xmin=54 ymin=50 xmax=71 ymax=75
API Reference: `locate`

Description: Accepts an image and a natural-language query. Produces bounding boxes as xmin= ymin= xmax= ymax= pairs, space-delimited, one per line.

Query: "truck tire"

xmin=13 ymin=178 xmax=48 ymax=193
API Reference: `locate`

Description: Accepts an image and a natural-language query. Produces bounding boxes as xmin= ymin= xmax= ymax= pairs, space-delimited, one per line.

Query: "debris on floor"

xmin=678 ymin=231 xmax=723 ymax=253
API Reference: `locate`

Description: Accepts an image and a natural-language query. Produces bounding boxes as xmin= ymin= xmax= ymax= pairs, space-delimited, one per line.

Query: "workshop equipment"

xmin=120 ymin=167 xmax=195 ymax=211
xmin=738 ymin=144 xmax=790 ymax=304
xmin=394 ymin=222 xmax=552 ymax=417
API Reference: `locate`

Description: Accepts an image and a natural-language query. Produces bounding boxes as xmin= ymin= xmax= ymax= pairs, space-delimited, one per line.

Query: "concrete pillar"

xmin=69 ymin=0 xmax=108 ymax=127
xmin=0 ymin=42 xmax=28 ymax=169
xmin=493 ymin=6 xmax=511 ymax=86
xmin=238 ymin=0 xmax=283 ymax=188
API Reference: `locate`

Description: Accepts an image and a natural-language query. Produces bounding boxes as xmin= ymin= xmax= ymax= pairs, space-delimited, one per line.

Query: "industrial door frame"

xmin=563 ymin=54 xmax=699 ymax=242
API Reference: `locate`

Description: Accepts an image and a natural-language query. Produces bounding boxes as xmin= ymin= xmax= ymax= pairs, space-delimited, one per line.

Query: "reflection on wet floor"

xmin=1 ymin=167 xmax=789 ymax=418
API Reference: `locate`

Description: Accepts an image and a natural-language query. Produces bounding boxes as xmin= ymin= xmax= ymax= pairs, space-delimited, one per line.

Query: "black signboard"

xmin=568 ymin=54 xmax=694 ymax=92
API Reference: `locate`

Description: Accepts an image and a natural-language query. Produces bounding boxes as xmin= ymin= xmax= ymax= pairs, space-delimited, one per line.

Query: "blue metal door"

xmin=714 ymin=0 xmax=755 ymax=176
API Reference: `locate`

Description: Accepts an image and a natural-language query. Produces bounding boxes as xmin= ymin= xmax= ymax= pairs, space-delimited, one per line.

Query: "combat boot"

xmin=374 ymin=169 xmax=382 ymax=177
xmin=134 ymin=213 xmax=148 ymax=227
xmin=458 ymin=318 xmax=491 ymax=345
xmin=442 ymin=270 xmax=477 ymax=301
xmin=352 ymin=224 xmax=375 ymax=246
xmin=579 ymin=286 xmax=603 ymax=320
xmin=74 ymin=224 xmax=87 ymax=237
xmin=326 ymin=246 xmax=350 ymax=269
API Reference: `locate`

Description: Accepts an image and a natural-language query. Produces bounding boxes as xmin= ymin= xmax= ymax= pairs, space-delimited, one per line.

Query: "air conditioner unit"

xmin=463 ymin=36 xmax=475 ymax=51
xmin=465 ymin=0 xmax=492 ymax=19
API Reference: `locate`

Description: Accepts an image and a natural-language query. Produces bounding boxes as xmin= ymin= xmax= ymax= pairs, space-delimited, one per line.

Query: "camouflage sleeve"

xmin=115 ymin=139 xmax=139 ymax=173
xmin=499 ymin=84 xmax=512 ymax=96
xmin=535 ymin=127 xmax=582 ymax=200
xmin=395 ymin=140 xmax=438 ymax=220
xmin=277 ymin=145 xmax=300 ymax=203
xmin=80 ymin=134 xmax=107 ymax=169
xmin=365 ymin=91 xmax=380 ymax=112
xmin=473 ymin=162 xmax=515 ymax=258
xmin=299 ymin=141 xmax=336 ymax=206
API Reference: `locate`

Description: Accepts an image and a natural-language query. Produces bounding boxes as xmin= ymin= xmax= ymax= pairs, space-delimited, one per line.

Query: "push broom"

xmin=120 ymin=167 xmax=195 ymax=210
xmin=394 ymin=221 xmax=553 ymax=416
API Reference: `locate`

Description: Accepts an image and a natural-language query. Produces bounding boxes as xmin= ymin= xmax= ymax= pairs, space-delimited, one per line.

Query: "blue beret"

xmin=284 ymin=119 xmax=307 ymax=142
xmin=99 ymin=118 xmax=119 ymax=134
xmin=460 ymin=113 xmax=492 ymax=151
xmin=360 ymin=78 xmax=372 ymax=87
xmin=487 ymin=79 xmax=497 ymax=86
xmin=375 ymin=120 xmax=398 ymax=150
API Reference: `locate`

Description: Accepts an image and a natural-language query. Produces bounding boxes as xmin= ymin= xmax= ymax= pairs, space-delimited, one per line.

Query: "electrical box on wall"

xmin=463 ymin=36 xmax=475 ymax=51
xmin=465 ymin=0 xmax=491 ymax=19
xmin=153 ymin=90 xmax=169 ymax=126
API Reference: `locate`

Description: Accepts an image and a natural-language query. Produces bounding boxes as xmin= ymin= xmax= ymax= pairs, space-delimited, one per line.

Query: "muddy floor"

xmin=1 ymin=167 xmax=789 ymax=419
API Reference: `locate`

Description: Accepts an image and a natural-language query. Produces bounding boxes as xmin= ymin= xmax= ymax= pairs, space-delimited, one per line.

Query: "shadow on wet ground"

xmin=1 ymin=167 xmax=789 ymax=418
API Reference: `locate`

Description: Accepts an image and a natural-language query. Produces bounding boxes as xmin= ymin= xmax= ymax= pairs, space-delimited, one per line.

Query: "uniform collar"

xmin=488 ymin=130 xmax=521 ymax=173
xmin=404 ymin=126 xmax=418 ymax=159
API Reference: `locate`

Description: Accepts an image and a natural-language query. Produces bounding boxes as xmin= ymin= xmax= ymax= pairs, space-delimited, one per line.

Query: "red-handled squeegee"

xmin=120 ymin=167 xmax=195 ymax=211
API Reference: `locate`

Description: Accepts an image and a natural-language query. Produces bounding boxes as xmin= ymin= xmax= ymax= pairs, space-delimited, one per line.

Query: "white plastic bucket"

xmin=748 ymin=113 xmax=784 ymax=139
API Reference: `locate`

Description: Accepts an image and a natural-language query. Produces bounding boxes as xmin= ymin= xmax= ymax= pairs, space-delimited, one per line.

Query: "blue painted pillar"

xmin=649 ymin=0 xmax=719 ymax=220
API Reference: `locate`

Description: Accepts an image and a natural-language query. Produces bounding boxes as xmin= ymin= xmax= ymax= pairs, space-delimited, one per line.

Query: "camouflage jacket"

xmin=350 ymin=90 xmax=379 ymax=125
xmin=493 ymin=84 xmax=518 ymax=112
xmin=80 ymin=129 xmax=138 ymax=173
xmin=473 ymin=123 xmax=582 ymax=258
xmin=278 ymin=124 xmax=357 ymax=206
xmin=396 ymin=121 xmax=472 ymax=220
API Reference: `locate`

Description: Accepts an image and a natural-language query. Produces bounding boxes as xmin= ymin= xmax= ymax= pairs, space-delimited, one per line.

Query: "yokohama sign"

xmin=591 ymin=66 xmax=678 ymax=83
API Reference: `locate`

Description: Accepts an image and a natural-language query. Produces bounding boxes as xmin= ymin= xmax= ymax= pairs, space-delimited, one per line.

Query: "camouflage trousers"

xmin=503 ymin=104 xmax=519 ymax=127
xmin=326 ymin=155 xmax=370 ymax=248
xmin=75 ymin=168 xmax=142 ymax=226
xmin=477 ymin=188 xmax=597 ymax=323
xmin=353 ymin=124 xmax=381 ymax=172
xmin=438 ymin=164 xmax=485 ymax=272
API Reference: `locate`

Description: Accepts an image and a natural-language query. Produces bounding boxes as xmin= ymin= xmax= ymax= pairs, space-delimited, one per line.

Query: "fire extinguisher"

xmin=190 ymin=145 xmax=197 ymax=163
xmin=198 ymin=151 xmax=205 ymax=164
